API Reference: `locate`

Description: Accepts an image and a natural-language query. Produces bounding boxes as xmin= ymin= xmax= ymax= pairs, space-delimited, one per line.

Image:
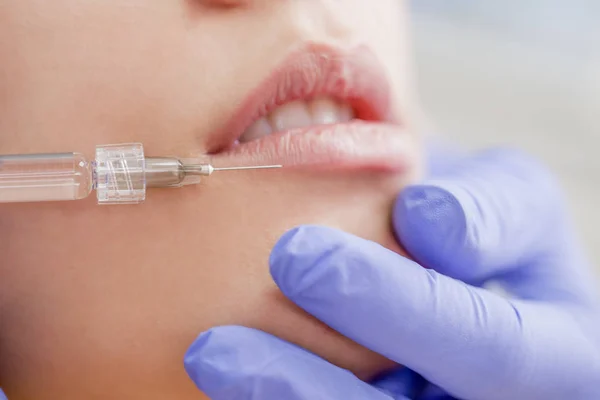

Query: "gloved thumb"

xmin=184 ymin=326 xmax=400 ymax=400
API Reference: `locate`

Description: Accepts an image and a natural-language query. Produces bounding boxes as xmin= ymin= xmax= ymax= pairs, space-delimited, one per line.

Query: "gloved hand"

xmin=184 ymin=147 xmax=600 ymax=400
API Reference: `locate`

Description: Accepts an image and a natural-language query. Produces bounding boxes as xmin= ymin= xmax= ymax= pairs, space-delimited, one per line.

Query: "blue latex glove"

xmin=185 ymin=148 xmax=600 ymax=400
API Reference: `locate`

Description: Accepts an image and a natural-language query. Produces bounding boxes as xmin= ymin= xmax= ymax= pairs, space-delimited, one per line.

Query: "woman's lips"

xmin=207 ymin=45 xmax=414 ymax=173
xmin=209 ymin=121 xmax=417 ymax=173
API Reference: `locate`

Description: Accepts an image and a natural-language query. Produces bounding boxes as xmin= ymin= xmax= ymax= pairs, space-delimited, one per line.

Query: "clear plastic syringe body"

xmin=0 ymin=152 xmax=94 ymax=203
xmin=0 ymin=143 xmax=281 ymax=205
xmin=0 ymin=143 xmax=148 ymax=205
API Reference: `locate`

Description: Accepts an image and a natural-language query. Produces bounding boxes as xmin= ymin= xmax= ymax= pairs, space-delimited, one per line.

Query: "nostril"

xmin=202 ymin=0 xmax=251 ymax=8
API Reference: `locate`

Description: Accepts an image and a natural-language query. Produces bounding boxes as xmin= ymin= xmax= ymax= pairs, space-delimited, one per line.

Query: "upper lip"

xmin=207 ymin=44 xmax=396 ymax=153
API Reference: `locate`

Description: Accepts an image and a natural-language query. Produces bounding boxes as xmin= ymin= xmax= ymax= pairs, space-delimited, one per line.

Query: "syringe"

xmin=0 ymin=143 xmax=281 ymax=205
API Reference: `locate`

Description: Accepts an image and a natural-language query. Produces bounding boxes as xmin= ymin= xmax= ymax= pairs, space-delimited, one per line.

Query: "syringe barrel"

xmin=0 ymin=143 xmax=209 ymax=205
xmin=0 ymin=152 xmax=93 ymax=203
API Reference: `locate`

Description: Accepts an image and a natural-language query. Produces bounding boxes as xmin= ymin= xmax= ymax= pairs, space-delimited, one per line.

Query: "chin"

xmin=0 ymin=164 xmax=421 ymax=399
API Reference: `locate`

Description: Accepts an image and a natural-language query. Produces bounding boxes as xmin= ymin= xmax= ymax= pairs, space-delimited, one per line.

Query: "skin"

xmin=0 ymin=1 xmax=423 ymax=398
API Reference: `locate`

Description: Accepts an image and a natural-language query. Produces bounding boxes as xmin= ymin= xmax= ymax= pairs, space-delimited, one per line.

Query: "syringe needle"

xmin=212 ymin=165 xmax=283 ymax=172
xmin=181 ymin=163 xmax=283 ymax=176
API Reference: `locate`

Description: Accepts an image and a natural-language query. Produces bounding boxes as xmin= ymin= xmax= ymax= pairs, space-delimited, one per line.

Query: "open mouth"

xmin=238 ymin=97 xmax=355 ymax=144
xmin=208 ymin=45 xmax=416 ymax=173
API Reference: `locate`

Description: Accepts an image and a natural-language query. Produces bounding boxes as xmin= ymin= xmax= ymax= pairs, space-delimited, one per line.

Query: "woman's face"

xmin=0 ymin=1 xmax=422 ymax=399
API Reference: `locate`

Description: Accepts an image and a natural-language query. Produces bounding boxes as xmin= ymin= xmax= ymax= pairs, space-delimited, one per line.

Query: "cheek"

xmin=0 ymin=169 xmax=417 ymax=399
xmin=180 ymin=171 xmax=411 ymax=379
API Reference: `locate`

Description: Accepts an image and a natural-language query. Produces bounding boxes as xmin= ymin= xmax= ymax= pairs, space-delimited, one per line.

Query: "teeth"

xmin=310 ymin=98 xmax=341 ymax=125
xmin=269 ymin=100 xmax=313 ymax=132
xmin=242 ymin=117 xmax=272 ymax=142
xmin=337 ymin=103 xmax=354 ymax=123
xmin=238 ymin=97 xmax=355 ymax=143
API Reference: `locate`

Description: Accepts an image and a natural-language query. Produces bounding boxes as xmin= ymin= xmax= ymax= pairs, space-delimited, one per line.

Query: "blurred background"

xmin=410 ymin=1 xmax=600 ymax=280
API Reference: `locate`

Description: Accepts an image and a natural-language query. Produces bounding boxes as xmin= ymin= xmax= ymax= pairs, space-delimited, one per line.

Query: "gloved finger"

xmin=370 ymin=368 xmax=428 ymax=399
xmin=184 ymin=326 xmax=399 ymax=400
xmin=270 ymin=226 xmax=568 ymax=399
xmin=0 ymin=388 xmax=6 ymax=400
xmin=418 ymin=384 xmax=455 ymax=400
xmin=394 ymin=148 xmax=565 ymax=286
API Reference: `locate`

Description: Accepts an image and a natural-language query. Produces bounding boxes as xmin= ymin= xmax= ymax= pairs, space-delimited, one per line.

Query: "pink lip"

xmin=208 ymin=45 xmax=415 ymax=173
xmin=211 ymin=122 xmax=416 ymax=173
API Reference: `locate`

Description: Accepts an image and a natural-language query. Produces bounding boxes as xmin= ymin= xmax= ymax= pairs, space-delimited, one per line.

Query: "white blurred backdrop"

xmin=410 ymin=1 xmax=600 ymax=279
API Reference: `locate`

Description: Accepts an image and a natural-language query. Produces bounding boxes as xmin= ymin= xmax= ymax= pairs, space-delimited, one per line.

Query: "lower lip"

xmin=209 ymin=121 xmax=417 ymax=173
